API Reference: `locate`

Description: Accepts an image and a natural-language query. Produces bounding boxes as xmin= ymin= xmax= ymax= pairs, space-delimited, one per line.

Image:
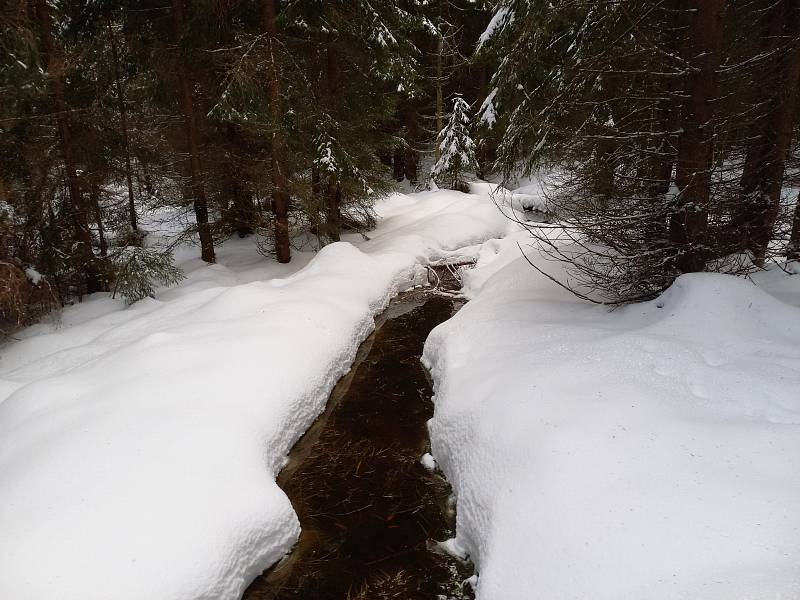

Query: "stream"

xmin=242 ymin=270 xmax=474 ymax=599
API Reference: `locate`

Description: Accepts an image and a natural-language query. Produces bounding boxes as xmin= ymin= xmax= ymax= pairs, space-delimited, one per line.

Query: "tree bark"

xmin=393 ymin=144 xmax=405 ymax=182
xmin=263 ymin=0 xmax=290 ymax=263
xmin=311 ymin=166 xmax=321 ymax=202
xmin=669 ymin=0 xmax=727 ymax=273
xmin=748 ymin=0 xmax=800 ymax=265
xmin=324 ymin=32 xmax=341 ymax=242
xmin=405 ymin=108 xmax=419 ymax=184
xmin=90 ymin=180 xmax=108 ymax=257
xmin=435 ymin=15 xmax=444 ymax=163
xmin=108 ymin=18 xmax=138 ymax=235
xmin=731 ymin=0 xmax=799 ymax=262
xmin=172 ymin=0 xmax=215 ymax=264
xmin=326 ymin=179 xmax=341 ymax=242
xmin=650 ymin=0 xmax=685 ymax=202
xmin=35 ymin=0 xmax=102 ymax=293
xmin=788 ymin=191 xmax=800 ymax=259
xmin=230 ymin=181 xmax=255 ymax=238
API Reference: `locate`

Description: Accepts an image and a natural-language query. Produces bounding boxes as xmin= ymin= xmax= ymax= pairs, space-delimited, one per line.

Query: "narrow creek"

xmin=243 ymin=270 xmax=474 ymax=599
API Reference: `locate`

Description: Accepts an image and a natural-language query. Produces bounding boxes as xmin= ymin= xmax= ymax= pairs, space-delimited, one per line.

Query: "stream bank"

xmin=243 ymin=273 xmax=473 ymax=599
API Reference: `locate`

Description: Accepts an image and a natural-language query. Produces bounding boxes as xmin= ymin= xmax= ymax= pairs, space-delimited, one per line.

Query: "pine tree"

xmin=35 ymin=0 xmax=106 ymax=292
xmin=263 ymin=0 xmax=290 ymax=263
xmin=0 ymin=0 xmax=493 ymax=324
xmin=430 ymin=96 xmax=477 ymax=191
xmin=477 ymin=0 xmax=800 ymax=302
xmin=170 ymin=0 xmax=215 ymax=264
xmin=731 ymin=0 xmax=800 ymax=265
xmin=669 ymin=0 xmax=728 ymax=274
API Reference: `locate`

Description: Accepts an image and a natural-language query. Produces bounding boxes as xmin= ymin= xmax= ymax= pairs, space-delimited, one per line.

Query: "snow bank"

xmin=423 ymin=233 xmax=800 ymax=600
xmin=0 ymin=189 xmax=514 ymax=600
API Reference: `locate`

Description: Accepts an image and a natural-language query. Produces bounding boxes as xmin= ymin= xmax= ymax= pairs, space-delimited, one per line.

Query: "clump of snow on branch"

xmin=475 ymin=3 xmax=515 ymax=52
xmin=314 ymin=134 xmax=339 ymax=176
xmin=478 ymin=87 xmax=499 ymax=128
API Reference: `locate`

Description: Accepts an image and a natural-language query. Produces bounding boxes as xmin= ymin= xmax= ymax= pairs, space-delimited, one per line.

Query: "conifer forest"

xmin=1 ymin=3 xmax=799 ymax=600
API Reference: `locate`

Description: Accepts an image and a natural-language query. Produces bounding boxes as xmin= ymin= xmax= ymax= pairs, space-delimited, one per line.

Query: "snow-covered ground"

xmin=4 ymin=181 xmax=799 ymax=600
xmin=0 ymin=188 xmax=515 ymax=600
xmin=423 ymin=228 xmax=800 ymax=600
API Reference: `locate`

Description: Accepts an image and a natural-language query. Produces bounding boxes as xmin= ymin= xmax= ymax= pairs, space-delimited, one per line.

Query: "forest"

xmin=1 ymin=0 xmax=495 ymax=323
xmin=2 ymin=0 xmax=798 ymax=323
xmin=1 ymin=2 xmax=799 ymax=600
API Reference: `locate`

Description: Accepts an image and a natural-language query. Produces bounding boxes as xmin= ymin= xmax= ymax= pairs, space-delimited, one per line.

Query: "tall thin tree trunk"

xmin=311 ymin=166 xmax=321 ymax=202
xmin=476 ymin=55 xmax=490 ymax=180
xmin=594 ymin=73 xmax=620 ymax=210
xmin=393 ymin=144 xmax=405 ymax=182
xmin=141 ymin=159 xmax=154 ymax=198
xmin=405 ymin=108 xmax=419 ymax=185
xmin=263 ymin=0 xmax=290 ymax=263
xmin=435 ymin=13 xmax=444 ymax=163
xmin=651 ymin=0 xmax=685 ymax=202
xmin=748 ymin=0 xmax=800 ymax=265
xmin=230 ymin=181 xmax=255 ymax=238
xmin=324 ymin=32 xmax=341 ymax=242
xmin=90 ymin=180 xmax=108 ymax=257
xmin=172 ymin=0 xmax=215 ymax=263
xmin=35 ymin=0 xmax=102 ymax=293
xmin=669 ymin=0 xmax=727 ymax=273
xmin=732 ymin=1 xmax=797 ymax=260
xmin=788 ymin=191 xmax=800 ymax=259
xmin=108 ymin=18 xmax=138 ymax=235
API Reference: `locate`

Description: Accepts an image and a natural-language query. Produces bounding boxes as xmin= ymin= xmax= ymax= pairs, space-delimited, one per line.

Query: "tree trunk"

xmin=326 ymin=179 xmax=341 ymax=243
xmin=475 ymin=54 xmax=490 ymax=180
xmin=393 ymin=144 xmax=405 ymax=182
xmin=731 ymin=0 xmax=799 ymax=262
xmin=405 ymin=109 xmax=419 ymax=184
xmin=650 ymin=0 xmax=685 ymax=202
xmin=788 ymin=191 xmax=800 ymax=260
xmin=35 ymin=0 xmax=102 ymax=293
xmin=90 ymin=180 xmax=108 ymax=257
xmin=324 ymin=32 xmax=341 ymax=242
xmin=172 ymin=0 xmax=215 ymax=264
xmin=108 ymin=18 xmax=138 ymax=235
xmin=311 ymin=166 xmax=321 ymax=202
xmin=435 ymin=18 xmax=444 ymax=163
xmin=748 ymin=0 xmax=800 ymax=265
xmin=230 ymin=181 xmax=255 ymax=238
xmin=669 ymin=0 xmax=727 ymax=273
xmin=263 ymin=0 xmax=290 ymax=263
xmin=141 ymin=159 xmax=154 ymax=198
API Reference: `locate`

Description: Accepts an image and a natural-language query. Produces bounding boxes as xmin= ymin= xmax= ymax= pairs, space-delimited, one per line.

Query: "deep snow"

xmin=4 ymin=182 xmax=799 ymax=600
xmin=422 ymin=229 xmax=800 ymax=600
xmin=0 ymin=188 xmax=515 ymax=600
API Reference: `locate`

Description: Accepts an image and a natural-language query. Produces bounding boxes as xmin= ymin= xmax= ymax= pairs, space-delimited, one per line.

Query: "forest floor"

xmin=1 ymin=183 xmax=800 ymax=600
xmin=0 ymin=185 xmax=515 ymax=600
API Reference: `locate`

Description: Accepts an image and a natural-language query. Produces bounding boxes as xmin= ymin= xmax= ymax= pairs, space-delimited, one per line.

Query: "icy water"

xmin=242 ymin=278 xmax=474 ymax=599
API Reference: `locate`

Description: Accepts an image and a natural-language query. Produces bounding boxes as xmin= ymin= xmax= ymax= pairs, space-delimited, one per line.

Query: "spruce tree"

xmin=478 ymin=1 xmax=800 ymax=302
xmin=430 ymin=96 xmax=477 ymax=191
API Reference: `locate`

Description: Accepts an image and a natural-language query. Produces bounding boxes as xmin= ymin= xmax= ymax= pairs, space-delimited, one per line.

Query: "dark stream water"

xmin=242 ymin=280 xmax=473 ymax=600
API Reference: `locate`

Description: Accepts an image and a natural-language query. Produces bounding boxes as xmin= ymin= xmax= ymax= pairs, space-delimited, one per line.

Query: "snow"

xmin=478 ymin=88 xmax=498 ymax=128
xmin=0 ymin=189 xmax=516 ymax=600
xmin=423 ymin=230 xmax=800 ymax=600
xmin=7 ymin=178 xmax=797 ymax=600
xmin=420 ymin=452 xmax=437 ymax=470
xmin=430 ymin=97 xmax=478 ymax=186
xmin=476 ymin=5 xmax=514 ymax=53
xmin=24 ymin=267 xmax=42 ymax=285
xmin=505 ymin=172 xmax=551 ymax=213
